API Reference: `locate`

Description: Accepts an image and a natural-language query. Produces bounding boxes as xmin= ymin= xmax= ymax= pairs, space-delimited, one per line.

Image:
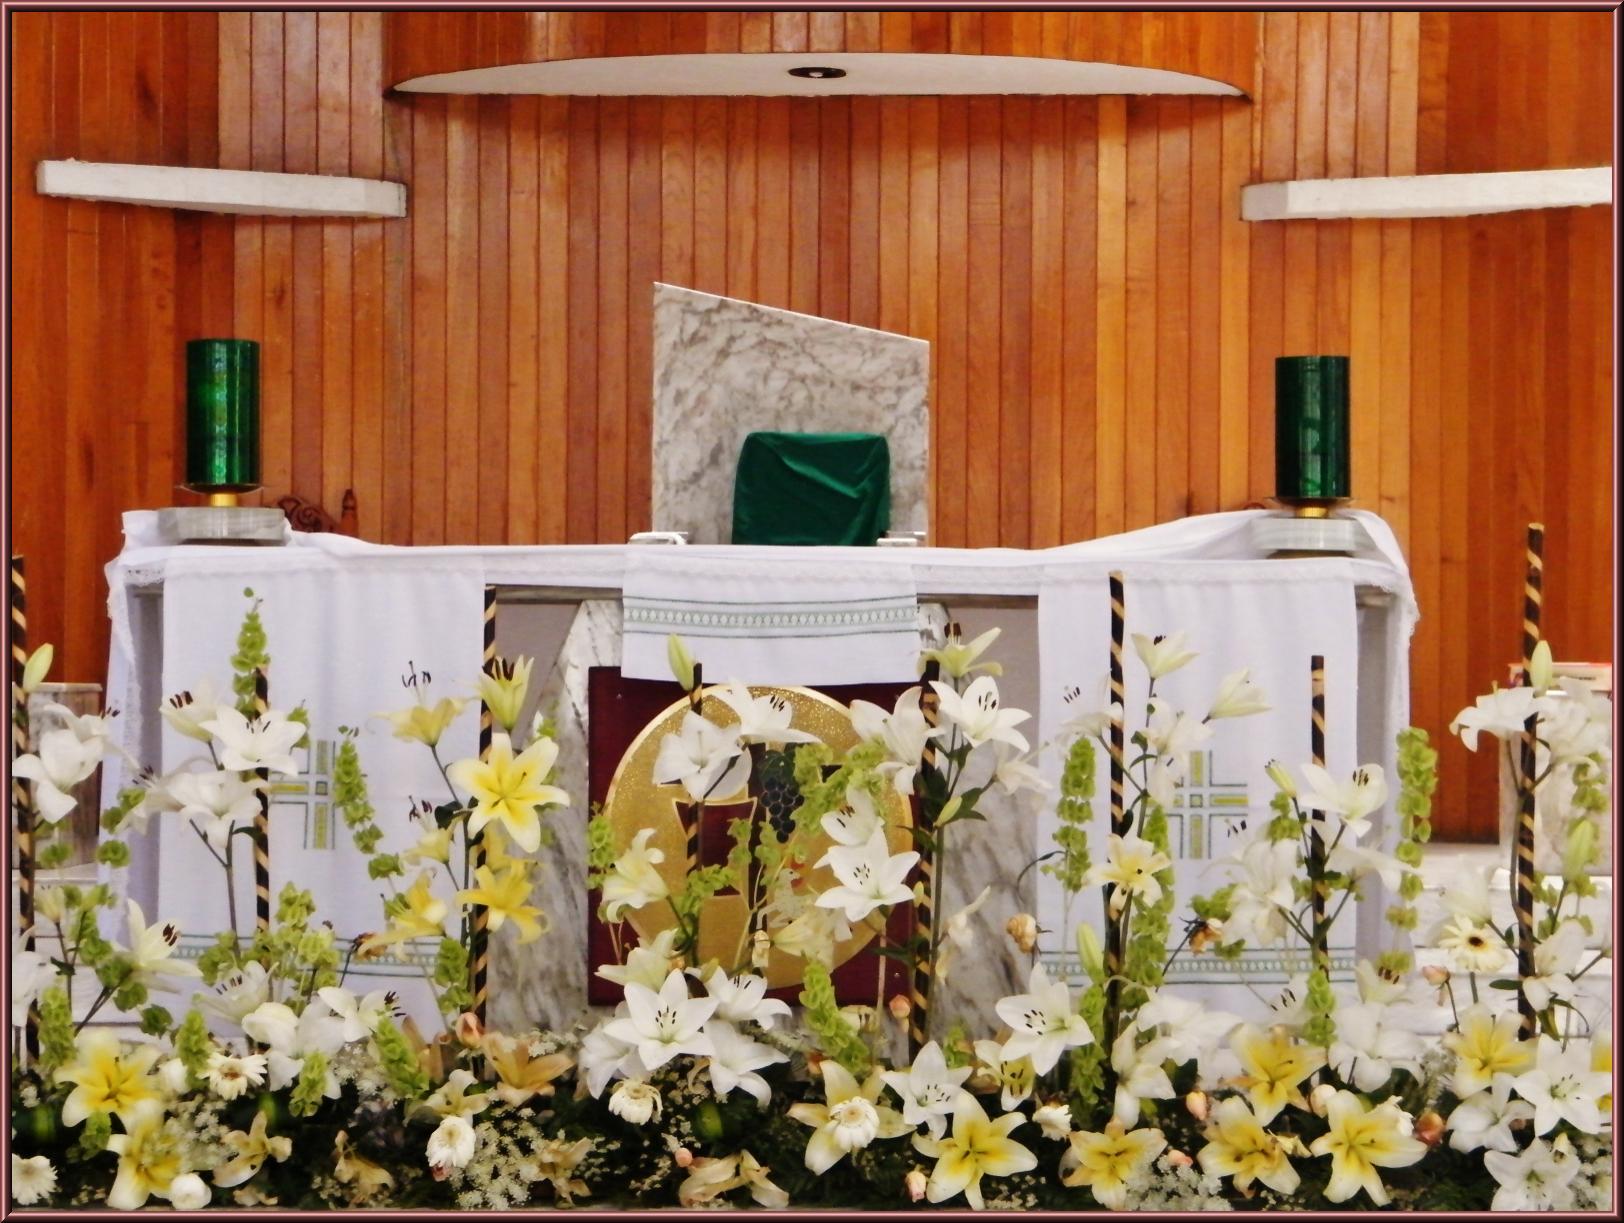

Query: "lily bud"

xmin=1530 ymin=640 xmax=1554 ymax=695
xmin=751 ymin=928 xmax=772 ymax=971
xmin=905 ymin=1170 xmax=928 ymax=1202
xmin=1309 ymin=1083 xmax=1337 ymax=1117
xmin=667 ymin=635 xmax=697 ymax=692
xmin=454 ymin=1011 xmax=485 ymax=1048
xmin=1264 ymin=759 xmax=1297 ymax=798
xmin=1077 ymin=923 xmax=1105 ymax=983
xmin=806 ymin=1050 xmax=826 ymax=1074
xmin=1166 ymin=1149 xmax=1194 ymax=1168
xmin=674 ymin=1146 xmax=694 ymax=1168
xmin=888 ymin=994 xmax=912 ymax=1022
xmin=1185 ymin=1091 xmax=1209 ymax=1122
xmin=21 ymin=644 xmax=53 ymax=694
xmin=1414 ymin=1110 xmax=1445 ymax=1148
xmin=1421 ymin=964 xmax=1451 ymax=987
xmin=1006 ymin=913 xmax=1039 ymax=954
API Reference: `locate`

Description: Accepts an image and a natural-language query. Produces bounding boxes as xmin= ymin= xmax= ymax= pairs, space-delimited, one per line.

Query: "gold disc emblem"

xmin=602 ymin=685 xmax=912 ymax=988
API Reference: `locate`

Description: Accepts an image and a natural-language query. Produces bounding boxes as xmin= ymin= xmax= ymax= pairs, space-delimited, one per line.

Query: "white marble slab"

xmin=650 ymin=283 xmax=929 ymax=544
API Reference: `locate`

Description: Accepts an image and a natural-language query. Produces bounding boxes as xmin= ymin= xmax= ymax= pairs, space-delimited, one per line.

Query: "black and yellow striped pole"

xmin=252 ymin=664 xmax=272 ymax=932
xmin=1308 ymin=656 xmax=1329 ymax=974
xmin=908 ymin=642 xmax=947 ymax=1055
xmin=471 ymin=585 xmax=496 ymax=1029
xmin=12 ymin=556 xmax=40 ymax=1058
xmin=1101 ymin=573 xmax=1128 ymax=1052
xmin=1514 ymin=524 xmax=1544 ymax=1040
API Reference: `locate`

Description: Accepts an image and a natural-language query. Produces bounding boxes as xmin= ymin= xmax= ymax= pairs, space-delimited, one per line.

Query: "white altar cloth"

xmin=102 ymin=509 xmax=1416 ymax=1020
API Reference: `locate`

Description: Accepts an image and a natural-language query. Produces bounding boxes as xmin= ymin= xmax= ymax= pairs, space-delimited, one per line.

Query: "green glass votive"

xmin=1275 ymin=355 xmax=1350 ymax=504
xmin=185 ymin=339 xmax=260 ymax=493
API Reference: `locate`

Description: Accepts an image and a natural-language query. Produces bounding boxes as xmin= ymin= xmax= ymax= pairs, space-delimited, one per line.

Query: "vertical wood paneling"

xmin=11 ymin=11 xmax=1615 ymax=842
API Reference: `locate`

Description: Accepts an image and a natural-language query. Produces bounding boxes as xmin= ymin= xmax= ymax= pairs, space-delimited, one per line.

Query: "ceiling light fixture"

xmin=788 ymin=65 xmax=846 ymax=80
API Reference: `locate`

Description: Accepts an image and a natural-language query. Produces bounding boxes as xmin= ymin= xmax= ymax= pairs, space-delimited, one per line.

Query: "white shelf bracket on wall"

xmin=1242 ymin=165 xmax=1611 ymax=221
xmin=35 ymin=159 xmax=407 ymax=218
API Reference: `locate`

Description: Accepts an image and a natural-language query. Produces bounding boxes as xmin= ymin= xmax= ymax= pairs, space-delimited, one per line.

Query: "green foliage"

xmin=1387 ymin=728 xmax=1438 ymax=934
xmin=434 ymin=939 xmax=473 ymax=1015
xmin=586 ymin=806 xmax=617 ymax=886
xmin=36 ymin=985 xmax=76 ymax=1072
xmin=1190 ymin=884 xmax=1236 ymax=923
xmin=138 ymin=1004 xmax=173 ymax=1037
xmin=95 ymin=838 xmax=131 ymax=868
xmin=39 ymin=838 xmax=72 ymax=869
xmin=368 ymin=853 xmax=405 ymax=880
xmin=798 ymin=960 xmax=870 ymax=1076
xmin=196 ymin=932 xmax=245 ymax=986
xmin=372 ymin=1016 xmax=431 ymax=1099
xmin=672 ymin=866 xmax=731 ymax=931
xmin=101 ymin=786 xmax=148 ymax=834
xmin=176 ymin=1008 xmax=214 ymax=1077
xmin=289 ymin=1051 xmax=331 ymax=1117
xmin=1120 ymin=803 xmax=1173 ymax=1016
xmin=231 ymin=593 xmax=271 ymax=716
xmin=1302 ymin=968 xmax=1337 ymax=1048
xmin=70 ymin=1110 xmax=112 ymax=1158
xmin=1044 ymin=736 xmax=1096 ymax=895
xmin=1069 ymin=982 xmax=1108 ymax=1116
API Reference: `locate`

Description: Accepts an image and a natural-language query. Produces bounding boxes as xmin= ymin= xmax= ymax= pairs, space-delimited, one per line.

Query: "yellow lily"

xmin=1060 ymin=1119 xmax=1166 ymax=1210
xmin=920 ymin=626 xmax=1003 ymax=679
xmin=447 ymin=732 xmax=568 ymax=854
xmin=481 ymin=1032 xmax=573 ymax=1107
xmin=458 ymin=860 xmax=549 ymax=943
xmin=914 ymin=1090 xmax=1038 ymax=1210
xmin=213 ymin=1111 xmax=293 ymax=1188
xmin=402 ymin=824 xmax=454 ymax=867
xmin=1196 ymin=1097 xmax=1301 ymax=1195
xmin=1594 ymin=1036 xmax=1612 ymax=1113
xmin=1443 ymin=1005 xmax=1535 ymax=1097
xmin=105 ymin=1108 xmax=183 ymax=1210
xmin=377 ymin=697 xmax=466 ymax=748
xmin=1229 ymin=1024 xmax=1323 ymax=1124
xmin=787 ymin=1060 xmax=911 ymax=1173
xmin=1086 ymin=833 xmax=1173 ymax=918
xmin=362 ymin=872 xmax=448 ymax=956
xmin=56 ymin=1030 xmax=164 ymax=1127
xmin=475 ymin=656 xmax=534 ymax=735
xmin=1307 ymin=1090 xmax=1427 ymax=1206
xmin=332 ymin=1132 xmax=395 ymax=1202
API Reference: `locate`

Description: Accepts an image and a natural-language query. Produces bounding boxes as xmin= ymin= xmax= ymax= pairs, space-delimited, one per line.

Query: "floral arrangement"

xmin=8 ymin=589 xmax=1613 ymax=1211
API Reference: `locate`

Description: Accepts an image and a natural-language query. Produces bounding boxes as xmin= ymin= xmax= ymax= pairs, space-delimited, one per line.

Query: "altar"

xmin=102 ymin=508 xmax=1416 ymax=1034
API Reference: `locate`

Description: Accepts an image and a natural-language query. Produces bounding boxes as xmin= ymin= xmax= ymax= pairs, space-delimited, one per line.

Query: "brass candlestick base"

xmin=207 ymin=490 xmax=241 ymax=508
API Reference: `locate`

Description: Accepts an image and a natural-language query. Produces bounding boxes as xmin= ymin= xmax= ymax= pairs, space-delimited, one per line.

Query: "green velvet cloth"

xmin=731 ymin=431 xmax=891 ymax=546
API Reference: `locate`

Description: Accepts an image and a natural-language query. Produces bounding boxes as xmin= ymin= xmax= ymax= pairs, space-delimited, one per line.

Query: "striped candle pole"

xmin=252 ymin=665 xmax=272 ymax=932
xmin=1308 ymin=657 xmax=1329 ymax=974
xmin=682 ymin=662 xmax=705 ymax=877
xmin=471 ymin=585 xmax=496 ymax=1028
xmin=909 ymin=646 xmax=946 ymax=1055
xmin=1515 ymin=525 xmax=1544 ymax=1039
xmin=1102 ymin=574 xmax=1128 ymax=1042
xmin=12 ymin=556 xmax=39 ymax=1057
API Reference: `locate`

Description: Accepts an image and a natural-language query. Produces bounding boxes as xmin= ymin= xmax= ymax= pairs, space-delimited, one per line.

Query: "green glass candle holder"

xmin=1275 ymin=355 xmax=1350 ymax=515
xmin=185 ymin=339 xmax=260 ymax=504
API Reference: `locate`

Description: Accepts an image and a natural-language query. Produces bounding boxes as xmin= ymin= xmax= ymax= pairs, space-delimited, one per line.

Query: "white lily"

xmin=576 ymin=1021 xmax=648 ymax=1098
xmin=921 ymin=626 xmax=1003 ymax=679
xmin=241 ymin=1000 xmax=346 ymax=1096
xmin=166 ymin=769 xmax=264 ymax=852
xmin=1536 ymin=690 xmax=1612 ymax=765
xmin=600 ymin=828 xmax=670 ymax=922
xmin=930 ymin=676 xmax=1031 ymax=753
xmin=770 ymin=905 xmax=852 ymax=965
xmin=1326 ymin=841 xmax=1406 ymax=891
xmin=1133 ymin=990 xmax=1243 ymax=1075
xmin=849 ymin=688 xmax=945 ymax=797
xmin=160 ymin=679 xmax=225 ymax=743
xmin=316 ymin=986 xmax=396 ymax=1043
xmin=821 ymin=785 xmax=885 ymax=847
xmin=1447 ymin=1073 xmax=1534 ymax=1153
xmin=1523 ymin=919 xmax=1588 ymax=1012
xmin=701 ymin=1019 xmax=785 ymax=1105
xmin=994 ymin=962 xmax=1095 ymax=1074
xmin=1086 ymin=833 xmax=1172 ymax=918
xmin=814 ymin=828 xmax=918 ymax=924
xmin=597 ymin=928 xmax=682 ymax=992
xmin=194 ymin=961 xmax=271 ymax=1024
xmin=121 ymin=900 xmax=202 ymax=988
xmin=713 ymin=682 xmax=820 ymax=745
xmin=1450 ymin=686 xmax=1538 ymax=751
xmin=11 ymin=728 xmax=101 ymax=823
xmin=695 ymin=968 xmax=791 ymax=1030
xmin=1059 ymin=676 xmax=1122 ymax=741
xmin=1438 ymin=866 xmax=1496 ymax=928
xmin=881 ymin=1040 xmax=974 ymax=1138
xmin=199 ymin=705 xmax=305 ymax=775
xmin=1222 ymin=838 xmax=1299 ymax=947
xmin=934 ymin=886 xmax=993 ymax=984
xmin=1513 ymin=1035 xmax=1609 ymax=1135
xmin=1297 ymin=763 xmax=1387 ymax=840
xmin=1133 ymin=630 xmax=1198 ymax=679
xmin=1143 ymin=698 xmax=1214 ymax=767
xmin=12 ymin=947 xmax=59 ymax=1026
xmin=1110 ymin=1029 xmax=1179 ymax=1126
xmin=652 ymin=710 xmax=750 ymax=802
xmin=1484 ymin=1135 xmax=1580 ymax=1210
xmin=37 ymin=702 xmax=117 ymax=752
xmin=992 ymin=750 xmax=1051 ymax=798
xmin=120 ymin=770 xmax=184 ymax=836
xmin=602 ymin=969 xmax=718 ymax=1070
xmin=1206 ymin=669 xmax=1271 ymax=720
xmin=973 ymin=1038 xmax=1038 ymax=1109
xmin=1327 ymin=1002 xmax=1423 ymax=1091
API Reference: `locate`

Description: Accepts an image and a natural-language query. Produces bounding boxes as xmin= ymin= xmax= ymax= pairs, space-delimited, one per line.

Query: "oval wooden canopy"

xmin=388 ymin=10 xmax=1257 ymax=97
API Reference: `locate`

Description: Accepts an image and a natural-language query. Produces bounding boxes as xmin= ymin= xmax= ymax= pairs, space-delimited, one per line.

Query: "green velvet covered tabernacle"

xmin=731 ymin=431 xmax=891 ymax=546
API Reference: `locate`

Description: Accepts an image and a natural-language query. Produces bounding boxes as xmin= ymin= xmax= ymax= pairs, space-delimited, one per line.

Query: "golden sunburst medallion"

xmin=601 ymin=685 xmax=912 ymax=988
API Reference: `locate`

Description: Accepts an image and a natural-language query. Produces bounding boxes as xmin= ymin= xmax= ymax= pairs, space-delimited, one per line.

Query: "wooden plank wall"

xmin=8 ymin=11 xmax=1613 ymax=839
xmin=8 ymin=11 xmax=230 ymax=701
